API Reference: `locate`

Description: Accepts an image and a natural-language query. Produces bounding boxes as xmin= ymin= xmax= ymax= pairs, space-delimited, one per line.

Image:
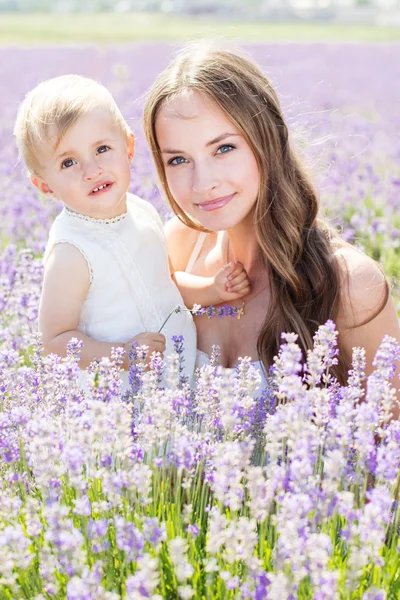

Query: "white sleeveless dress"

xmin=185 ymin=231 xmax=268 ymax=395
xmin=44 ymin=193 xmax=197 ymax=391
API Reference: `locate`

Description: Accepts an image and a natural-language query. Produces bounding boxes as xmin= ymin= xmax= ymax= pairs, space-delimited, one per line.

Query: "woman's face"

xmin=155 ymin=91 xmax=260 ymax=232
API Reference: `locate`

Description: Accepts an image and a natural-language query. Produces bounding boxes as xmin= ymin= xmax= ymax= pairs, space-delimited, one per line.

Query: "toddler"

xmin=14 ymin=75 xmax=250 ymax=390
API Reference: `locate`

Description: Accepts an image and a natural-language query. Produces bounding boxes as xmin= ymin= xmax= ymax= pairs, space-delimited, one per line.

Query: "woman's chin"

xmin=194 ymin=211 xmax=251 ymax=233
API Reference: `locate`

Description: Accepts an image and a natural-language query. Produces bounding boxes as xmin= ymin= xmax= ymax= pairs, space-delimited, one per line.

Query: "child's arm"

xmin=173 ymin=261 xmax=251 ymax=309
xmin=39 ymin=243 xmax=165 ymax=369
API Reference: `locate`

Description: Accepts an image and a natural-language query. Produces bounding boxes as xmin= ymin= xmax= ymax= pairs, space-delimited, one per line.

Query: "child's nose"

xmin=83 ymin=160 xmax=103 ymax=181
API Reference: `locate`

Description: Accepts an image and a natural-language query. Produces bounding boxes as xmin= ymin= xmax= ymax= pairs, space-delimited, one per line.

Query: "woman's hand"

xmin=214 ymin=261 xmax=251 ymax=302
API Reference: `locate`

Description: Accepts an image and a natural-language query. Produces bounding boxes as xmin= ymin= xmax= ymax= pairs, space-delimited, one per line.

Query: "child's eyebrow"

xmin=161 ymin=132 xmax=240 ymax=154
xmin=54 ymin=139 xmax=114 ymax=161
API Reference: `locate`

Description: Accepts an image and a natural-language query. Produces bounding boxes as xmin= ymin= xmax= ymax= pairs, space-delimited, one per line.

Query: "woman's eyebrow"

xmin=161 ymin=132 xmax=240 ymax=154
xmin=206 ymin=132 xmax=241 ymax=147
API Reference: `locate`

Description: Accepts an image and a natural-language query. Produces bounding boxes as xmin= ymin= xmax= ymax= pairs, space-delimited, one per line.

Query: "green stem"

xmin=158 ymin=305 xmax=192 ymax=333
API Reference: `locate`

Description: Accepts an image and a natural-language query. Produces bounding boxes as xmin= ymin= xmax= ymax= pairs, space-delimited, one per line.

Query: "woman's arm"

xmin=337 ymin=248 xmax=400 ymax=419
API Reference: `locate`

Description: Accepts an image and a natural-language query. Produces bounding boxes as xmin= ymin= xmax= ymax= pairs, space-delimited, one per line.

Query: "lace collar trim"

xmin=63 ymin=206 xmax=128 ymax=225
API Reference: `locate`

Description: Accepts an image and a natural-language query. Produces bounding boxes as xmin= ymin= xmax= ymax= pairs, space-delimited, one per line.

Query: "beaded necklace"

xmin=226 ymin=283 xmax=269 ymax=320
xmin=158 ymin=285 xmax=268 ymax=333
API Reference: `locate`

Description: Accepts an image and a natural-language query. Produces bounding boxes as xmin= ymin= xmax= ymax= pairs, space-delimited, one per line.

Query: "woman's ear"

xmin=127 ymin=132 xmax=135 ymax=163
xmin=30 ymin=175 xmax=55 ymax=197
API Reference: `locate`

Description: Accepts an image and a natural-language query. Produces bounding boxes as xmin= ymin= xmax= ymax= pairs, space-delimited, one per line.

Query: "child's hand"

xmin=214 ymin=261 xmax=251 ymax=302
xmin=124 ymin=332 xmax=166 ymax=367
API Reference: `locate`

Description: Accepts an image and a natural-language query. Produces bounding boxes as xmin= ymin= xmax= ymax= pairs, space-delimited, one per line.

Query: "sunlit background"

xmin=1 ymin=0 xmax=399 ymax=303
xmin=1 ymin=0 xmax=400 ymax=43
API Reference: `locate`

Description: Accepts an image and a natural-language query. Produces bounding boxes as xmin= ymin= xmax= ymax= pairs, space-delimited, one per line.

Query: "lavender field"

xmin=1 ymin=43 xmax=400 ymax=599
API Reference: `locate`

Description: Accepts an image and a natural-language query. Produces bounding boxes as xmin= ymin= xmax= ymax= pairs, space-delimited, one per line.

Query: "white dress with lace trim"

xmin=44 ymin=193 xmax=196 ymax=391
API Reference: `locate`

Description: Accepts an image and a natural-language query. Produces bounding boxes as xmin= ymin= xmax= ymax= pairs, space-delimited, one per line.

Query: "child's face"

xmin=31 ymin=108 xmax=134 ymax=220
xmin=155 ymin=91 xmax=260 ymax=232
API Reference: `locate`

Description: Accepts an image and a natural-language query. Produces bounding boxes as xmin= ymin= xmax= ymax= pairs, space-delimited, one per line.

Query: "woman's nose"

xmin=192 ymin=163 xmax=219 ymax=195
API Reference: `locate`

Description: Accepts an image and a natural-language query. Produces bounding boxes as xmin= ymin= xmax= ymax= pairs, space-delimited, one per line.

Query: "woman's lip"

xmin=196 ymin=194 xmax=235 ymax=212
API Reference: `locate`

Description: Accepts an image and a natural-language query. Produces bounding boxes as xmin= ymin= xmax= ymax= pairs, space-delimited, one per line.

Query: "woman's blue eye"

xmin=168 ymin=156 xmax=188 ymax=166
xmin=216 ymin=144 xmax=235 ymax=154
xmin=61 ymin=158 xmax=76 ymax=169
xmin=97 ymin=145 xmax=110 ymax=154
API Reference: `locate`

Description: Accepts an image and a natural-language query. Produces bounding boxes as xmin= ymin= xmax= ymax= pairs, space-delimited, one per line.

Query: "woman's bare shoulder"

xmin=334 ymin=244 xmax=388 ymax=329
xmin=164 ymin=216 xmax=201 ymax=271
xmin=334 ymin=244 xmax=400 ymax=383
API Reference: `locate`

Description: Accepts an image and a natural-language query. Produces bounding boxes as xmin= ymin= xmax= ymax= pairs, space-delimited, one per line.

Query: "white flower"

xmin=210 ymin=440 xmax=254 ymax=511
xmin=169 ymin=537 xmax=194 ymax=583
xmin=206 ymin=507 xmax=228 ymax=554
xmin=203 ymin=557 xmax=219 ymax=573
xmin=73 ymin=495 xmax=92 ymax=517
xmin=178 ymin=585 xmax=195 ymax=599
xmin=125 ymin=553 xmax=161 ymax=599
xmin=246 ymin=465 xmax=271 ymax=522
xmin=222 ymin=517 xmax=257 ymax=566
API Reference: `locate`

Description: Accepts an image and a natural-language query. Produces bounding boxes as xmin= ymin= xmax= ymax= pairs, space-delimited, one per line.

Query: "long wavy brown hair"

xmin=144 ymin=43 xmax=387 ymax=384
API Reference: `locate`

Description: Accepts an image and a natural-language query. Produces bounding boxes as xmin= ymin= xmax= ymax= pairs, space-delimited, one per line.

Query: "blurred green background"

xmin=1 ymin=1 xmax=400 ymax=44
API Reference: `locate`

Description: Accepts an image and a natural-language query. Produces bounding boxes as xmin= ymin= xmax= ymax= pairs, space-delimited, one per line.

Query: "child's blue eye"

xmin=216 ymin=144 xmax=235 ymax=155
xmin=97 ymin=145 xmax=110 ymax=154
xmin=61 ymin=158 xmax=77 ymax=169
xmin=168 ymin=156 xmax=188 ymax=166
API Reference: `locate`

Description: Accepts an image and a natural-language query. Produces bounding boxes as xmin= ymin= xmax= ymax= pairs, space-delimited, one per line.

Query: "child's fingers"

xmin=227 ymin=261 xmax=245 ymax=280
xmin=228 ymin=282 xmax=251 ymax=295
xmin=153 ymin=333 xmax=166 ymax=343
xmin=221 ymin=261 xmax=242 ymax=279
xmin=152 ymin=339 xmax=166 ymax=352
xmin=147 ymin=333 xmax=165 ymax=344
xmin=226 ymin=268 xmax=251 ymax=292
xmin=139 ymin=333 xmax=166 ymax=354
xmin=228 ymin=270 xmax=249 ymax=287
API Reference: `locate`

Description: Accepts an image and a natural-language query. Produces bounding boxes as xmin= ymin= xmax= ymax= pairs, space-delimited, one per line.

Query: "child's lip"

xmin=89 ymin=181 xmax=113 ymax=195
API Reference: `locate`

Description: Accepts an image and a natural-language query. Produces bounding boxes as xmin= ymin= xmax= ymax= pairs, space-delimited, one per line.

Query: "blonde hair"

xmin=144 ymin=42 xmax=388 ymax=384
xmin=14 ymin=74 xmax=131 ymax=176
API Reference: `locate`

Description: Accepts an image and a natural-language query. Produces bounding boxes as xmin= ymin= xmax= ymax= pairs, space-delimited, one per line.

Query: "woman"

xmin=144 ymin=43 xmax=400 ymax=408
